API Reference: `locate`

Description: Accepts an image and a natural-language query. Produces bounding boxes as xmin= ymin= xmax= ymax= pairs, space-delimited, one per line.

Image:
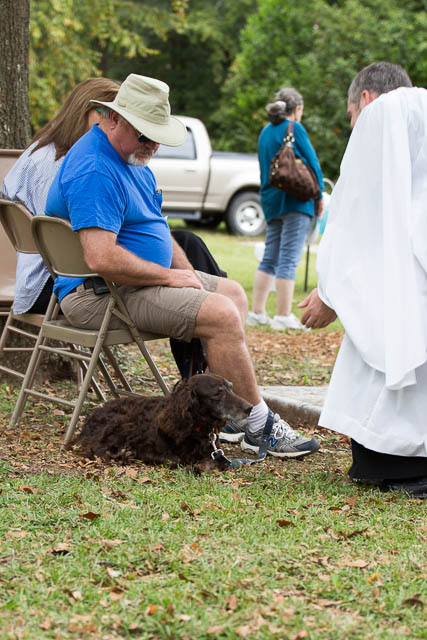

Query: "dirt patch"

xmin=0 ymin=328 xmax=348 ymax=478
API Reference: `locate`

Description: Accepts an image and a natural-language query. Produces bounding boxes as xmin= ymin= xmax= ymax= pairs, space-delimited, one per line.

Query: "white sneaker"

xmin=246 ymin=311 xmax=271 ymax=327
xmin=270 ymin=313 xmax=306 ymax=330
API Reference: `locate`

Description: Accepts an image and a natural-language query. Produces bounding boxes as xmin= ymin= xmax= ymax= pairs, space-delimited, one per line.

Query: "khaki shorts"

xmin=60 ymin=270 xmax=219 ymax=343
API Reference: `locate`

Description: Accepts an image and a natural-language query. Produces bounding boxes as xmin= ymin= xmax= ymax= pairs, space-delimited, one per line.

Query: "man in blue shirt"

xmin=46 ymin=73 xmax=320 ymax=460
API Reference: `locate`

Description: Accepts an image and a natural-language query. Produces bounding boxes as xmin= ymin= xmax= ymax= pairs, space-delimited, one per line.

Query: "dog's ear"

xmin=158 ymin=380 xmax=197 ymax=442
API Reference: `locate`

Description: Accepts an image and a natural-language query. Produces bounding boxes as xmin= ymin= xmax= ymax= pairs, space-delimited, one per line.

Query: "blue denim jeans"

xmin=258 ymin=212 xmax=311 ymax=280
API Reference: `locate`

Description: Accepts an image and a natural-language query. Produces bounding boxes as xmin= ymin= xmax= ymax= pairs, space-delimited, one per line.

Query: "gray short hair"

xmin=348 ymin=61 xmax=412 ymax=105
xmin=266 ymin=88 xmax=303 ymax=125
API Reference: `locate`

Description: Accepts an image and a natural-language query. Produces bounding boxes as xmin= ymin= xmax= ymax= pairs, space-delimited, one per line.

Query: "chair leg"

xmin=62 ymin=298 xmax=116 ymax=448
xmin=102 ymin=346 xmax=133 ymax=392
xmin=93 ymin=350 xmax=122 ymax=398
xmin=8 ymin=295 xmax=57 ymax=429
xmin=0 ymin=309 xmax=13 ymax=352
xmin=8 ymin=331 xmax=49 ymax=429
xmin=71 ymin=346 xmax=107 ymax=402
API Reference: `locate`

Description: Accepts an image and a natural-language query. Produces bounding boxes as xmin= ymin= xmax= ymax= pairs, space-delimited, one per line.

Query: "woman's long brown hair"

xmin=31 ymin=77 xmax=120 ymax=160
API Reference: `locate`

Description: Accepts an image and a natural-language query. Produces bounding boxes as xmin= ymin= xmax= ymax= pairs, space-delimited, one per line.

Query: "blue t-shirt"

xmin=258 ymin=120 xmax=324 ymax=223
xmin=46 ymin=125 xmax=172 ymax=301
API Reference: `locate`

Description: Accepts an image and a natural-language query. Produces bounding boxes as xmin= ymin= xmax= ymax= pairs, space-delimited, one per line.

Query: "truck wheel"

xmin=226 ymin=192 xmax=266 ymax=236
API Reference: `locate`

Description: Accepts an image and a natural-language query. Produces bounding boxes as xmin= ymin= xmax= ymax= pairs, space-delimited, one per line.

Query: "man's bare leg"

xmin=215 ymin=277 xmax=248 ymax=326
xmin=193 ymin=292 xmax=260 ymax=405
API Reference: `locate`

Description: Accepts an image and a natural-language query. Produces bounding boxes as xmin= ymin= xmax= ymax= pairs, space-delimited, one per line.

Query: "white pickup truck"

xmin=151 ymin=116 xmax=264 ymax=236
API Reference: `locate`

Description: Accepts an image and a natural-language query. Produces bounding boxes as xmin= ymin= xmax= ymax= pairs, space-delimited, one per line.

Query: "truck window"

xmin=155 ymin=128 xmax=196 ymax=160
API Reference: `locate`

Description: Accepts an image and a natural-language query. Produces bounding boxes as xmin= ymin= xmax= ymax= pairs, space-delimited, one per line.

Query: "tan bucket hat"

xmin=90 ymin=74 xmax=186 ymax=147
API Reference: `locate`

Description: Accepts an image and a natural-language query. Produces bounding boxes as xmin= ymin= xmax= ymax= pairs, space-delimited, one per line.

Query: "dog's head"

xmin=157 ymin=373 xmax=252 ymax=449
xmin=174 ymin=373 xmax=252 ymax=429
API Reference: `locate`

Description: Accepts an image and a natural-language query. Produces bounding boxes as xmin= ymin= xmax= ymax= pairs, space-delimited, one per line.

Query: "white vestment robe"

xmin=317 ymin=87 xmax=427 ymax=457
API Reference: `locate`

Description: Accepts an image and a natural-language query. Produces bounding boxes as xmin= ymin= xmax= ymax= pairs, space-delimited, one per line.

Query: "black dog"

xmin=72 ymin=374 xmax=252 ymax=471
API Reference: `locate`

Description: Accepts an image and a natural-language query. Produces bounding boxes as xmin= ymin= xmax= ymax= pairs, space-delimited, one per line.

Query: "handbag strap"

xmin=282 ymin=120 xmax=295 ymax=146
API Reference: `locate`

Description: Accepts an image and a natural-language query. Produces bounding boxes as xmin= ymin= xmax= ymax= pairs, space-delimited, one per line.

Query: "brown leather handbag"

xmin=269 ymin=121 xmax=320 ymax=201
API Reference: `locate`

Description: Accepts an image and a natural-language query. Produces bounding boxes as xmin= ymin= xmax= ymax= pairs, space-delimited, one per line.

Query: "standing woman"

xmin=247 ymin=88 xmax=324 ymax=330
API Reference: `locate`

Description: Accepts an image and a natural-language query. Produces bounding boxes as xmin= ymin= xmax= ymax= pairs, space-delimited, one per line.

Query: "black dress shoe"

xmin=386 ymin=476 xmax=427 ymax=499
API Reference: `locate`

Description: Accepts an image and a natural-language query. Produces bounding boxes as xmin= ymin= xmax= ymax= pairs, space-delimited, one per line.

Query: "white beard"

xmin=127 ymin=153 xmax=149 ymax=167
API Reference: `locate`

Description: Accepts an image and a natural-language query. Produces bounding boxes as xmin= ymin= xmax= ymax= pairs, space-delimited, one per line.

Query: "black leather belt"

xmin=69 ymin=277 xmax=109 ymax=295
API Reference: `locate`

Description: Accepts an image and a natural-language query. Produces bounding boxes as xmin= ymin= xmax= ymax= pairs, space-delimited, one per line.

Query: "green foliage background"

xmin=28 ymin=0 xmax=427 ymax=179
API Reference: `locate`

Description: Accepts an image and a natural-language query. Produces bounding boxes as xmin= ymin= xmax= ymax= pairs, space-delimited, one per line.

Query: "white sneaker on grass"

xmin=246 ymin=311 xmax=271 ymax=327
xmin=270 ymin=313 xmax=306 ymax=330
xmin=241 ymin=409 xmax=320 ymax=458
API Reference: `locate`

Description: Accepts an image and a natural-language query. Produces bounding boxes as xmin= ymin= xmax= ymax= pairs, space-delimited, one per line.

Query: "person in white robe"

xmin=299 ymin=62 xmax=427 ymax=499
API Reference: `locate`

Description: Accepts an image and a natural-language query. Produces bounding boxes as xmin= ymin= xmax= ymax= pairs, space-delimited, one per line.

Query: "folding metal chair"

xmin=0 ymin=199 xmax=111 ymax=403
xmin=8 ymin=215 xmax=170 ymax=447
xmin=0 ymin=199 xmax=48 ymax=380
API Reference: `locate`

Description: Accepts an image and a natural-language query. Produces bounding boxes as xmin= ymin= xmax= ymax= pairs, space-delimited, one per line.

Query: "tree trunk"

xmin=0 ymin=0 xmax=31 ymax=148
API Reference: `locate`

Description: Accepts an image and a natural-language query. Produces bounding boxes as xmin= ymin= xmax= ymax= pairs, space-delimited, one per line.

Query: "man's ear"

xmin=110 ymin=110 xmax=120 ymax=130
xmin=360 ymin=89 xmax=378 ymax=110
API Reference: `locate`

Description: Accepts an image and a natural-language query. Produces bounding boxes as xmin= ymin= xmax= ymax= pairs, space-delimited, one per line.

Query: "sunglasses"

xmin=137 ymin=132 xmax=154 ymax=143
xmin=96 ymin=109 xmax=156 ymax=143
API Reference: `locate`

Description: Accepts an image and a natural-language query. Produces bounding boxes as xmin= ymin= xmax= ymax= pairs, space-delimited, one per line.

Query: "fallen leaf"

xmin=277 ymin=519 xmax=295 ymax=528
xmin=207 ymin=625 xmax=225 ymax=634
xmin=145 ymin=604 xmax=157 ymax=615
xmin=106 ymin=567 xmax=121 ymax=579
xmin=236 ymin=626 xmax=251 ymax=638
xmin=179 ymin=614 xmax=192 ymax=621
xmin=338 ymin=558 xmax=369 ymax=568
xmin=178 ymin=572 xmax=190 ymax=582
xmin=80 ymin=511 xmax=100 ymax=521
xmin=68 ymin=623 xmax=97 ymax=633
xmin=180 ymin=501 xmax=193 ymax=513
xmin=20 ymin=486 xmax=36 ymax=494
xmin=401 ymin=594 xmax=424 ymax=607
xmin=344 ymin=496 xmax=357 ymax=507
xmin=227 ymin=594 xmax=238 ymax=611
xmin=39 ymin=618 xmax=51 ymax=630
xmin=51 ymin=543 xmax=71 ymax=555
xmin=340 ymin=528 xmax=368 ymax=539
xmin=368 ymin=572 xmax=381 ymax=583
xmin=6 ymin=530 xmax=27 ymax=539
xmin=71 ymin=590 xmax=82 ymax=600
xmin=316 ymin=598 xmax=343 ymax=608
xmin=102 ymin=538 xmax=124 ymax=549
xmin=294 ymin=632 xmax=308 ymax=640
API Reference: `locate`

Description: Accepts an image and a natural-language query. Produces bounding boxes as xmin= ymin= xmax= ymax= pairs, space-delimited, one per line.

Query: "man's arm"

xmin=78 ymin=227 xmax=203 ymax=289
xmin=298 ymin=287 xmax=337 ymax=328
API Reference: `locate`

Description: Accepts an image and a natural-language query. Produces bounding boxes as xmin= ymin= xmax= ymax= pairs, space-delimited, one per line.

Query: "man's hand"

xmin=298 ymin=288 xmax=337 ymax=329
xmin=166 ymin=269 xmax=203 ymax=290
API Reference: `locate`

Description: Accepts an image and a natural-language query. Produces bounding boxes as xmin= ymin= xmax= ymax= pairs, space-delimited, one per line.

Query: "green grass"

xmin=170 ymin=219 xmax=342 ymax=331
xmin=0 ymin=226 xmax=424 ymax=639
xmin=1 ymin=464 xmax=425 ymax=639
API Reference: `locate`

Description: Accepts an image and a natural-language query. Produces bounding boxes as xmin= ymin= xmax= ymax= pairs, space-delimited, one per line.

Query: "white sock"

xmin=247 ymin=399 xmax=269 ymax=434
